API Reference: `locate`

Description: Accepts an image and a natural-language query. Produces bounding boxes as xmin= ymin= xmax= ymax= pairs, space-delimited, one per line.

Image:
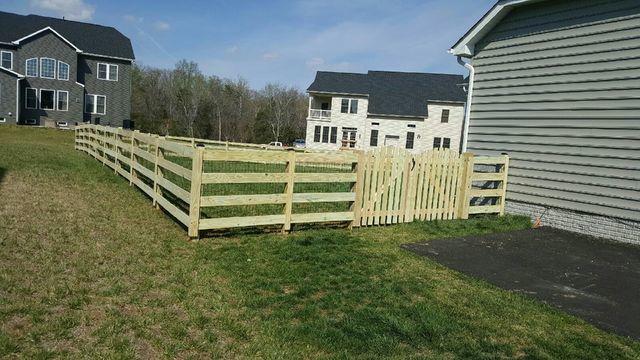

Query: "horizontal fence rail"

xmin=75 ymin=124 xmax=509 ymax=238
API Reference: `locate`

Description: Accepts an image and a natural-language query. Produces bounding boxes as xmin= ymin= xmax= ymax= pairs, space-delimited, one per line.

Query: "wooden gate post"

xmin=498 ymin=155 xmax=510 ymax=216
xmin=457 ymin=152 xmax=475 ymax=220
xmin=188 ymin=146 xmax=205 ymax=238
xmin=351 ymin=151 xmax=365 ymax=228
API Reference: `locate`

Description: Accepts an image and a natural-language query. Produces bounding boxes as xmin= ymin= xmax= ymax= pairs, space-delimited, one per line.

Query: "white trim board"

xmin=12 ymin=26 xmax=82 ymax=53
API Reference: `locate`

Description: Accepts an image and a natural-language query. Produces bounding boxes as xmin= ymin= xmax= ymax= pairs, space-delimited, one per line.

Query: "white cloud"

xmin=262 ymin=52 xmax=279 ymax=61
xmin=305 ymin=57 xmax=325 ymax=69
xmin=153 ymin=21 xmax=171 ymax=32
xmin=30 ymin=0 xmax=95 ymax=21
xmin=226 ymin=45 xmax=239 ymax=54
xmin=123 ymin=14 xmax=143 ymax=23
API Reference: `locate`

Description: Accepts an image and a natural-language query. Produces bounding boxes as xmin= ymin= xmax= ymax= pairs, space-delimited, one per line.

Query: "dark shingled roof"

xmin=308 ymin=71 xmax=467 ymax=118
xmin=0 ymin=11 xmax=134 ymax=60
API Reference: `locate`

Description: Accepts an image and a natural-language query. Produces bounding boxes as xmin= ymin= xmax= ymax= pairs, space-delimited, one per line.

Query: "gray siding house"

xmin=451 ymin=0 xmax=640 ymax=243
xmin=0 ymin=11 xmax=134 ymax=128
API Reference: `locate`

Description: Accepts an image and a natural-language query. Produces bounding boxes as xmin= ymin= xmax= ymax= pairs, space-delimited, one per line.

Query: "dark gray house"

xmin=0 ymin=11 xmax=134 ymax=128
xmin=451 ymin=0 xmax=640 ymax=244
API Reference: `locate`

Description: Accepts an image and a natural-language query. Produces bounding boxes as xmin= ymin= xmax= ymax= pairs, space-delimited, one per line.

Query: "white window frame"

xmin=1 ymin=51 xmax=13 ymax=70
xmin=97 ymin=63 xmax=118 ymax=81
xmin=85 ymin=94 xmax=106 ymax=115
xmin=25 ymin=58 xmax=38 ymax=77
xmin=40 ymin=57 xmax=56 ymax=79
xmin=57 ymin=90 xmax=69 ymax=111
xmin=25 ymin=88 xmax=38 ymax=109
xmin=0 ymin=118 xmax=6 ymax=123
xmin=58 ymin=61 xmax=70 ymax=81
xmin=56 ymin=121 xmax=68 ymax=127
xmin=39 ymin=89 xmax=56 ymax=110
xmin=340 ymin=98 xmax=358 ymax=114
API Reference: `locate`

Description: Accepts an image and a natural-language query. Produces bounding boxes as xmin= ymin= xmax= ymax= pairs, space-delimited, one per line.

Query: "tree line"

xmin=131 ymin=60 xmax=309 ymax=145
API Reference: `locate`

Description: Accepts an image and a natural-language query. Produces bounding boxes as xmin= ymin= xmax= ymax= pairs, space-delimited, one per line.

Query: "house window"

xmin=433 ymin=137 xmax=441 ymax=149
xmin=441 ymin=109 xmax=450 ymax=123
xmin=442 ymin=138 xmax=451 ymax=149
xmin=406 ymin=132 xmax=415 ymax=150
xmin=342 ymin=128 xmax=357 ymax=148
xmin=1 ymin=51 xmax=12 ymax=69
xmin=58 ymin=62 xmax=69 ymax=81
xmin=85 ymin=94 xmax=106 ymax=115
xmin=26 ymin=88 xmax=37 ymax=109
xmin=330 ymin=126 xmax=338 ymax=144
xmin=321 ymin=126 xmax=330 ymax=143
xmin=40 ymin=89 xmax=55 ymax=110
xmin=349 ymin=99 xmax=358 ymax=114
xmin=341 ymin=98 xmax=358 ymax=114
xmin=0 ymin=118 xmax=5 ymax=123
xmin=26 ymin=58 xmax=38 ymax=77
xmin=314 ymin=125 xmax=321 ymax=142
xmin=370 ymin=129 xmax=379 ymax=147
xmin=98 ymin=63 xmax=118 ymax=81
xmin=40 ymin=58 xmax=56 ymax=79
xmin=371 ymin=122 xmax=379 ymax=126
xmin=57 ymin=91 xmax=69 ymax=111
xmin=341 ymin=99 xmax=349 ymax=113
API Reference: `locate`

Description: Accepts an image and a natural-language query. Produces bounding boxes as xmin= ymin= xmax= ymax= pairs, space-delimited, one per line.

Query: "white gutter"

xmin=456 ymin=56 xmax=475 ymax=153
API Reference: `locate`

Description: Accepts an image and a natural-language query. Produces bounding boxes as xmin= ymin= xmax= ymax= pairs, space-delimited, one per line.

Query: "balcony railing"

xmin=309 ymin=109 xmax=332 ymax=119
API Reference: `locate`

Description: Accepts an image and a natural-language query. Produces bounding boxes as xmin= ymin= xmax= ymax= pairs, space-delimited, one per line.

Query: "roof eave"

xmin=307 ymin=90 xmax=369 ymax=97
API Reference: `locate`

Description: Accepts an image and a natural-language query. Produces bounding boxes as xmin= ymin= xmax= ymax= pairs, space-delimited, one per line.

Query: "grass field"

xmin=1 ymin=126 xmax=639 ymax=358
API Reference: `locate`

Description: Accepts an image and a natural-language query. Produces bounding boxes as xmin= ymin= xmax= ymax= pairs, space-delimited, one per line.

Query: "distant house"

xmin=305 ymin=71 xmax=467 ymax=153
xmin=0 ymin=11 xmax=135 ymax=128
xmin=450 ymin=0 xmax=640 ymax=243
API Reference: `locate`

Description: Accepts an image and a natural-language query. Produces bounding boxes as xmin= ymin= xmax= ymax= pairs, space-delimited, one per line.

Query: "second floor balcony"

xmin=308 ymin=94 xmax=332 ymax=120
xmin=309 ymin=109 xmax=332 ymax=120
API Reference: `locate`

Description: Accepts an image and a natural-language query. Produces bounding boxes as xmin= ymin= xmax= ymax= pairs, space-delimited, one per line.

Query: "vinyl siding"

xmin=79 ymin=55 xmax=132 ymax=127
xmin=0 ymin=70 xmax=17 ymax=123
xmin=468 ymin=0 xmax=640 ymax=222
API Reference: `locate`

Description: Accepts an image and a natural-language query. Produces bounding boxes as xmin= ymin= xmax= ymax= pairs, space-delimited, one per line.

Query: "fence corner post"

xmin=499 ymin=155 xmax=510 ymax=216
xmin=457 ymin=152 xmax=475 ymax=220
xmin=188 ymin=145 xmax=205 ymax=239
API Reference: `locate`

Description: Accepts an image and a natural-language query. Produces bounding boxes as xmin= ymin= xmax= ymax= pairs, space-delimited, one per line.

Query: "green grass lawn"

xmin=1 ymin=126 xmax=639 ymax=358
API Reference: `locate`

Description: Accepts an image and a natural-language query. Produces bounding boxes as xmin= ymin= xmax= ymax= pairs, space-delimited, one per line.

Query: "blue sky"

xmin=3 ymin=0 xmax=495 ymax=89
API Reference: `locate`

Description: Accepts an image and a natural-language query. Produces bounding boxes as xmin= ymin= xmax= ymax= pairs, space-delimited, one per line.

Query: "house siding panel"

xmin=0 ymin=71 xmax=17 ymax=124
xmin=467 ymin=0 xmax=640 ymax=229
xmin=79 ymin=55 xmax=131 ymax=127
xmin=15 ymin=32 xmax=82 ymax=126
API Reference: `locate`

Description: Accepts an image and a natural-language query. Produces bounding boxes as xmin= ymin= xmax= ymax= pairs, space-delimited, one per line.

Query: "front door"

xmin=384 ymin=135 xmax=400 ymax=147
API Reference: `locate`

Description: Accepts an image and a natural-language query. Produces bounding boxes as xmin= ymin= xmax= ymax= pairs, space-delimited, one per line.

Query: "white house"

xmin=305 ymin=71 xmax=467 ymax=153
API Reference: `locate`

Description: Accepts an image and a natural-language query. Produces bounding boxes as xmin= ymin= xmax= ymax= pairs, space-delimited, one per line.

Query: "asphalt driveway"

xmin=402 ymin=227 xmax=640 ymax=340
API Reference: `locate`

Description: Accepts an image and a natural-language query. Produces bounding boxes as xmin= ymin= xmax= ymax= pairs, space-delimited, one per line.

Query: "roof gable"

xmin=307 ymin=71 xmax=467 ymax=118
xmin=0 ymin=11 xmax=134 ymax=60
xmin=449 ymin=0 xmax=547 ymax=57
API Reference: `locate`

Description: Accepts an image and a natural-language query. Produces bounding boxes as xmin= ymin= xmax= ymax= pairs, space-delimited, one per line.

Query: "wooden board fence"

xmin=75 ymin=124 xmax=509 ymax=238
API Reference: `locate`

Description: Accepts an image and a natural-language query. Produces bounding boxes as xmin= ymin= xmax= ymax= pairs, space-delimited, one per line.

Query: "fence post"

xmin=282 ymin=150 xmax=296 ymax=233
xmin=129 ymin=130 xmax=139 ymax=186
xmin=153 ymin=135 xmax=162 ymax=208
xmin=351 ymin=151 xmax=365 ymax=229
xmin=457 ymin=152 xmax=475 ymax=220
xmin=498 ymin=155 xmax=510 ymax=216
xmin=188 ymin=146 xmax=205 ymax=238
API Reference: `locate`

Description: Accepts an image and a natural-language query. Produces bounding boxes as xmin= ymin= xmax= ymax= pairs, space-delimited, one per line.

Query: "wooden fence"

xmin=75 ymin=124 xmax=509 ymax=238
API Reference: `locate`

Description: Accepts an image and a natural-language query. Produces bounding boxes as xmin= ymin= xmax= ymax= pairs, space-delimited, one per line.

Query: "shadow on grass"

xmin=0 ymin=167 xmax=6 ymax=185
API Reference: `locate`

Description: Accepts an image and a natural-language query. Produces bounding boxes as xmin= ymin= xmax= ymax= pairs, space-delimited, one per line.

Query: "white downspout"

xmin=457 ymin=56 xmax=474 ymax=153
xmin=15 ymin=78 xmax=21 ymax=123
